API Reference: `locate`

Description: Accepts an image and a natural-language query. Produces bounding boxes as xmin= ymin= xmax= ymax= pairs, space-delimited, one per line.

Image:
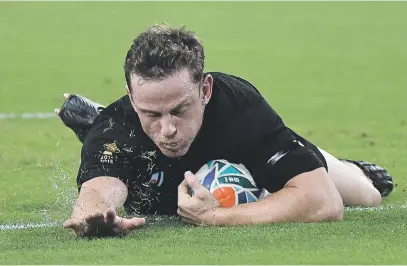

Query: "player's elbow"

xmin=299 ymin=191 xmax=343 ymax=222
xmin=321 ymin=195 xmax=344 ymax=222
xmin=297 ymin=176 xmax=344 ymax=222
xmin=305 ymin=189 xmax=344 ymax=222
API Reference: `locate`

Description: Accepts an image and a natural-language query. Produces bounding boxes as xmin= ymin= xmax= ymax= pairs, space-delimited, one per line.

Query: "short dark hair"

xmin=124 ymin=23 xmax=205 ymax=91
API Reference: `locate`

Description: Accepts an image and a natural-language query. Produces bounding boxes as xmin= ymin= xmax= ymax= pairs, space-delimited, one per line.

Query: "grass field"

xmin=1 ymin=1 xmax=406 ymax=264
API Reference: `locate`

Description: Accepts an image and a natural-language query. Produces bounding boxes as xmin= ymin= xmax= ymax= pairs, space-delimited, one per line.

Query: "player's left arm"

xmin=177 ymin=143 xmax=344 ymax=225
xmin=178 ymin=166 xmax=344 ymax=226
xmin=212 ymin=167 xmax=344 ymax=225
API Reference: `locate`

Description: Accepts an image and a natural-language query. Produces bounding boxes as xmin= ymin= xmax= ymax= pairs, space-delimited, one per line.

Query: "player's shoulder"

xmin=203 ymin=72 xmax=268 ymax=117
xmin=98 ymin=95 xmax=134 ymax=121
xmin=208 ymin=72 xmax=261 ymax=93
xmin=82 ymin=95 xmax=151 ymax=149
xmin=199 ymin=72 xmax=285 ymax=144
xmin=207 ymin=71 xmax=265 ymax=105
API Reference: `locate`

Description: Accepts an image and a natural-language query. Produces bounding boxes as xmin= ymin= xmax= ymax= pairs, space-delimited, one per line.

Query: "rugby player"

xmin=57 ymin=23 xmax=394 ymax=238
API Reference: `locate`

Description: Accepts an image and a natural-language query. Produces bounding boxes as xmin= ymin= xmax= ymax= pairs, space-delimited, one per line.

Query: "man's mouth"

xmin=160 ymin=142 xmax=180 ymax=150
xmin=162 ymin=141 xmax=179 ymax=146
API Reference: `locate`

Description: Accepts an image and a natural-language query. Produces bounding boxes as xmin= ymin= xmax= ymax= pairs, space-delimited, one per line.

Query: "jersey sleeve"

xmin=76 ymin=117 xmax=142 ymax=189
xmin=245 ymin=129 xmax=328 ymax=193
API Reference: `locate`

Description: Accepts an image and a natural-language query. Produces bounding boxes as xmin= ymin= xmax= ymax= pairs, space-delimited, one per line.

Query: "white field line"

xmin=0 ymin=112 xmax=57 ymax=119
xmin=0 ymin=204 xmax=405 ymax=231
xmin=0 ymin=222 xmax=59 ymax=231
xmin=344 ymin=203 xmax=407 ymax=212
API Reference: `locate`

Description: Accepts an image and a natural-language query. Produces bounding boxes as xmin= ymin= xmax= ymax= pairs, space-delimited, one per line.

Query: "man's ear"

xmin=126 ymin=85 xmax=138 ymax=113
xmin=201 ymin=74 xmax=213 ymax=105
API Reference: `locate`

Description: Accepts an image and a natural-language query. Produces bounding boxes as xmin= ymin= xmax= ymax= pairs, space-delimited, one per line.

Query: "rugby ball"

xmin=194 ymin=159 xmax=269 ymax=208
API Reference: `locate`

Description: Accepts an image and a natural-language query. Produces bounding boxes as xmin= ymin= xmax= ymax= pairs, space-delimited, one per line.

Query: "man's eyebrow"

xmin=138 ymin=108 xmax=160 ymax=114
xmin=138 ymin=99 xmax=190 ymax=114
xmin=171 ymin=99 xmax=190 ymax=111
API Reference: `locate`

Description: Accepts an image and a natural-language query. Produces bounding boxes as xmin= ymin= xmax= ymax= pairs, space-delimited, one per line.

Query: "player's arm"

xmin=64 ymin=175 xmax=145 ymax=237
xmin=69 ymin=176 xmax=128 ymax=219
xmin=64 ymin=175 xmax=146 ymax=238
xmin=213 ymin=141 xmax=344 ymax=225
xmin=178 ymin=139 xmax=344 ymax=225
xmin=212 ymin=167 xmax=344 ymax=225
xmin=63 ymin=119 xmax=145 ymax=237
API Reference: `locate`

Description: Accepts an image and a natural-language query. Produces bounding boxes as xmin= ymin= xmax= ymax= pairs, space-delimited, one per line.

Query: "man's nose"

xmin=160 ymin=115 xmax=177 ymax=138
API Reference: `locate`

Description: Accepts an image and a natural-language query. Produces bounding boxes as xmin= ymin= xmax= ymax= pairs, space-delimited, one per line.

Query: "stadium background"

xmin=0 ymin=1 xmax=406 ymax=264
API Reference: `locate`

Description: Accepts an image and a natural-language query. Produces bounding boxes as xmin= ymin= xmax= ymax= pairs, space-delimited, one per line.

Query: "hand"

xmin=63 ymin=207 xmax=145 ymax=238
xmin=177 ymin=171 xmax=221 ymax=226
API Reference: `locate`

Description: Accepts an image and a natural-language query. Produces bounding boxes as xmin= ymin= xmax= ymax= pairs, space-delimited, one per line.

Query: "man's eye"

xmin=171 ymin=108 xmax=186 ymax=116
xmin=146 ymin=113 xmax=161 ymax=118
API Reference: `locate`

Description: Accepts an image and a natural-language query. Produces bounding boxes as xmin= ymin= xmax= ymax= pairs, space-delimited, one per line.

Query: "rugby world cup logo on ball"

xmin=194 ymin=159 xmax=267 ymax=208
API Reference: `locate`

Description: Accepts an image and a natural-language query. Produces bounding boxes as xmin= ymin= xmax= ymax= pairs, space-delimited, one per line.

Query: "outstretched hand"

xmin=177 ymin=171 xmax=221 ymax=226
xmin=63 ymin=207 xmax=145 ymax=238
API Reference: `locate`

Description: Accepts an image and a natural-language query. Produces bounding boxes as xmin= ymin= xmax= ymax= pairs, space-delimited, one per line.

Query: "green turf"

xmin=0 ymin=1 xmax=406 ymax=264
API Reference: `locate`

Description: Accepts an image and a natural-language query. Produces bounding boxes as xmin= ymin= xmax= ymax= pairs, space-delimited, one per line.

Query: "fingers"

xmin=105 ymin=207 xmax=145 ymax=231
xmin=179 ymin=216 xmax=196 ymax=225
xmin=104 ymin=207 xmax=116 ymax=224
xmin=127 ymin=217 xmax=146 ymax=229
xmin=63 ymin=217 xmax=86 ymax=229
xmin=63 ymin=219 xmax=75 ymax=229
xmin=178 ymin=179 xmax=193 ymax=208
xmin=177 ymin=210 xmax=205 ymax=226
xmin=64 ymin=210 xmax=145 ymax=237
xmin=184 ymin=171 xmax=210 ymax=200
xmin=84 ymin=210 xmax=104 ymax=224
xmin=63 ymin=218 xmax=89 ymax=237
xmin=117 ymin=216 xmax=146 ymax=233
xmin=178 ymin=178 xmax=190 ymax=197
xmin=177 ymin=207 xmax=190 ymax=218
xmin=184 ymin=171 xmax=202 ymax=191
xmin=181 ymin=217 xmax=204 ymax=226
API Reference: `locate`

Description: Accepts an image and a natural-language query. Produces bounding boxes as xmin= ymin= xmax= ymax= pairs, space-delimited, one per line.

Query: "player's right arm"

xmin=63 ymin=116 xmax=145 ymax=238
xmin=69 ymin=176 xmax=128 ymax=220
xmin=63 ymin=176 xmax=145 ymax=238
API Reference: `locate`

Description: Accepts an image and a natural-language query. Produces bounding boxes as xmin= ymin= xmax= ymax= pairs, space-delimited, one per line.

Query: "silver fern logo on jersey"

xmin=150 ymin=171 xmax=165 ymax=187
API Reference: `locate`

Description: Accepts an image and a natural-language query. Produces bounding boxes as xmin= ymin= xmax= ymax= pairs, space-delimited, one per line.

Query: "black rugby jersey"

xmin=77 ymin=72 xmax=327 ymax=215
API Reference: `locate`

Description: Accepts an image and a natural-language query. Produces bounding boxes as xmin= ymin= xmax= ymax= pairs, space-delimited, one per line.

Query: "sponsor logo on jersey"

xmin=100 ymin=142 xmax=120 ymax=164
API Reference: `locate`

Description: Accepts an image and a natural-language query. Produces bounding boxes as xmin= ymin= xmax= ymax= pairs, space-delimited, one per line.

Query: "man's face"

xmin=128 ymin=69 xmax=212 ymax=158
